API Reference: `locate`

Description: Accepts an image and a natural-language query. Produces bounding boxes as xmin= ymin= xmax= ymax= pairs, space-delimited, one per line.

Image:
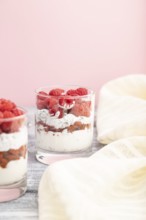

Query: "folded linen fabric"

xmin=39 ymin=136 xmax=146 ymax=220
xmin=97 ymin=74 xmax=146 ymax=144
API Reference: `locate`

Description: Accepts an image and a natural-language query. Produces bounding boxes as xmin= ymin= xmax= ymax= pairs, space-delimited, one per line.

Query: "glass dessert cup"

xmin=0 ymin=109 xmax=28 ymax=202
xmin=35 ymin=85 xmax=95 ymax=164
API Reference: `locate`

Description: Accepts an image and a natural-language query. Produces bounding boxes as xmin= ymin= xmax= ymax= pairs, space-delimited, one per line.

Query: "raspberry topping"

xmin=49 ymin=88 xmax=65 ymax=96
xmin=3 ymin=111 xmax=15 ymax=118
xmin=59 ymin=97 xmax=74 ymax=107
xmin=70 ymin=101 xmax=91 ymax=117
xmin=0 ymin=99 xmax=16 ymax=111
xmin=45 ymin=98 xmax=58 ymax=109
xmin=37 ymin=87 xmax=92 ymax=118
xmin=49 ymin=107 xmax=58 ymax=116
xmin=67 ymin=87 xmax=88 ymax=96
xmin=76 ymin=88 xmax=88 ymax=95
xmin=12 ymin=108 xmax=24 ymax=116
xmin=0 ymin=111 xmax=3 ymax=119
xmin=36 ymin=99 xmax=46 ymax=110
xmin=0 ymin=99 xmax=24 ymax=133
xmin=37 ymin=91 xmax=48 ymax=100
xmin=66 ymin=89 xmax=78 ymax=96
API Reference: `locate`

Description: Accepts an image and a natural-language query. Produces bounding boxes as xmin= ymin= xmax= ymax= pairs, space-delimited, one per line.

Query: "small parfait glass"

xmin=35 ymin=85 xmax=95 ymax=164
xmin=0 ymin=108 xmax=28 ymax=202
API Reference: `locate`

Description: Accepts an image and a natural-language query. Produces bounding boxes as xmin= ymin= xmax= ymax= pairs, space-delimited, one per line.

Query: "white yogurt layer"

xmin=36 ymin=128 xmax=93 ymax=152
xmin=0 ymin=126 xmax=28 ymax=151
xmin=0 ymin=157 xmax=27 ymax=185
xmin=36 ymin=109 xmax=93 ymax=129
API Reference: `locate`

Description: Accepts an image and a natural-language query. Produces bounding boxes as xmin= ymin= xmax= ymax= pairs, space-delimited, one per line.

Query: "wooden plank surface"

xmin=0 ymin=107 xmax=101 ymax=220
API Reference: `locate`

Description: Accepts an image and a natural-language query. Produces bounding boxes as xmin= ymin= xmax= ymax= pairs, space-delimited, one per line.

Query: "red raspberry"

xmin=58 ymin=108 xmax=64 ymax=118
xmin=76 ymin=88 xmax=88 ymax=96
xmin=59 ymin=97 xmax=74 ymax=108
xmin=65 ymin=98 xmax=74 ymax=105
xmin=0 ymin=99 xmax=16 ymax=111
xmin=70 ymin=101 xmax=91 ymax=117
xmin=49 ymin=107 xmax=64 ymax=118
xmin=49 ymin=106 xmax=58 ymax=116
xmin=49 ymin=88 xmax=64 ymax=96
xmin=36 ymin=99 xmax=46 ymax=110
xmin=0 ymin=111 xmax=3 ymax=119
xmin=3 ymin=111 xmax=15 ymax=118
xmin=59 ymin=97 xmax=65 ymax=106
xmin=66 ymin=89 xmax=78 ymax=96
xmin=45 ymin=98 xmax=58 ymax=109
xmin=1 ymin=121 xmax=12 ymax=133
xmin=37 ymin=91 xmax=48 ymax=100
xmin=12 ymin=108 xmax=24 ymax=116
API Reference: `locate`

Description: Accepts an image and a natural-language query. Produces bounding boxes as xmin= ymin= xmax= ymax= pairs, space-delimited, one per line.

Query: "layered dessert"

xmin=36 ymin=86 xmax=95 ymax=152
xmin=0 ymin=99 xmax=27 ymax=185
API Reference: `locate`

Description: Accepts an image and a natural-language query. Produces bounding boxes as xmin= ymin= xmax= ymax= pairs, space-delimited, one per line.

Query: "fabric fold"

xmin=97 ymin=74 xmax=146 ymax=144
xmin=39 ymin=136 xmax=146 ymax=220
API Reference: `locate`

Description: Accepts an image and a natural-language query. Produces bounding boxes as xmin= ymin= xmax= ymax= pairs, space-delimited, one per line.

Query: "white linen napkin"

xmin=97 ymin=74 xmax=146 ymax=144
xmin=39 ymin=136 xmax=146 ymax=220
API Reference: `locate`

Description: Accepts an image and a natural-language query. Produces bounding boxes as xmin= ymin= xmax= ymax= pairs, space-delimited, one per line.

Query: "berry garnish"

xmin=36 ymin=99 xmax=46 ymax=110
xmin=0 ymin=111 xmax=3 ymax=119
xmin=0 ymin=99 xmax=16 ymax=111
xmin=49 ymin=88 xmax=65 ymax=96
xmin=76 ymin=88 xmax=88 ymax=96
xmin=49 ymin=106 xmax=64 ymax=118
xmin=70 ymin=101 xmax=91 ymax=117
xmin=1 ymin=122 xmax=12 ymax=133
xmin=45 ymin=98 xmax=58 ymax=109
xmin=67 ymin=88 xmax=88 ymax=96
xmin=58 ymin=108 xmax=64 ymax=119
xmin=0 ymin=99 xmax=24 ymax=133
xmin=12 ymin=108 xmax=24 ymax=116
xmin=49 ymin=107 xmax=58 ymax=116
xmin=66 ymin=89 xmax=78 ymax=96
xmin=37 ymin=91 xmax=48 ymax=100
xmin=59 ymin=97 xmax=74 ymax=107
xmin=3 ymin=111 xmax=15 ymax=118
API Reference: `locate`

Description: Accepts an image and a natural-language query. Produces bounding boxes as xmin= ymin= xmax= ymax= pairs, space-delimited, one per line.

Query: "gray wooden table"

xmin=0 ymin=107 xmax=101 ymax=220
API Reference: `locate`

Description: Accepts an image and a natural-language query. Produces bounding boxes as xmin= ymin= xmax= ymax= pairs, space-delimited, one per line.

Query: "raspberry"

xmin=49 ymin=88 xmax=64 ymax=96
xmin=0 ymin=111 xmax=3 ymax=119
xmin=12 ymin=108 xmax=24 ymax=116
xmin=76 ymin=88 xmax=88 ymax=96
xmin=1 ymin=122 xmax=12 ymax=133
xmin=66 ymin=89 xmax=78 ymax=96
xmin=49 ymin=106 xmax=64 ymax=118
xmin=65 ymin=98 xmax=74 ymax=105
xmin=0 ymin=99 xmax=16 ymax=111
xmin=37 ymin=91 xmax=48 ymax=100
xmin=36 ymin=99 xmax=46 ymax=110
xmin=3 ymin=111 xmax=15 ymax=118
xmin=70 ymin=101 xmax=91 ymax=117
xmin=45 ymin=98 xmax=58 ymax=109
xmin=58 ymin=108 xmax=64 ymax=118
xmin=59 ymin=97 xmax=74 ymax=109
xmin=49 ymin=106 xmax=58 ymax=116
xmin=59 ymin=97 xmax=65 ymax=106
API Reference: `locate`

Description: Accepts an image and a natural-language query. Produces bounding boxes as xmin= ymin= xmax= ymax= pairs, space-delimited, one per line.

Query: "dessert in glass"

xmin=35 ymin=86 xmax=95 ymax=164
xmin=0 ymin=99 xmax=28 ymax=202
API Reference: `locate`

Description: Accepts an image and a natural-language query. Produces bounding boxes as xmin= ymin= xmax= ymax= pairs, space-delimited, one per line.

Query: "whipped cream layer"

xmin=0 ymin=157 xmax=27 ymax=185
xmin=0 ymin=126 xmax=28 ymax=151
xmin=36 ymin=109 xmax=93 ymax=129
xmin=36 ymin=127 xmax=93 ymax=152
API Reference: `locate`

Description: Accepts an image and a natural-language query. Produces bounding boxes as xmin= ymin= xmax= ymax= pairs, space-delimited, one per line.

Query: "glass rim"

xmin=35 ymin=85 xmax=95 ymax=99
xmin=0 ymin=107 xmax=27 ymax=122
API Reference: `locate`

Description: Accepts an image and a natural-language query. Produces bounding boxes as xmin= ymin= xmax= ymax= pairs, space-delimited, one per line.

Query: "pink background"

xmin=0 ymin=0 xmax=145 ymax=106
